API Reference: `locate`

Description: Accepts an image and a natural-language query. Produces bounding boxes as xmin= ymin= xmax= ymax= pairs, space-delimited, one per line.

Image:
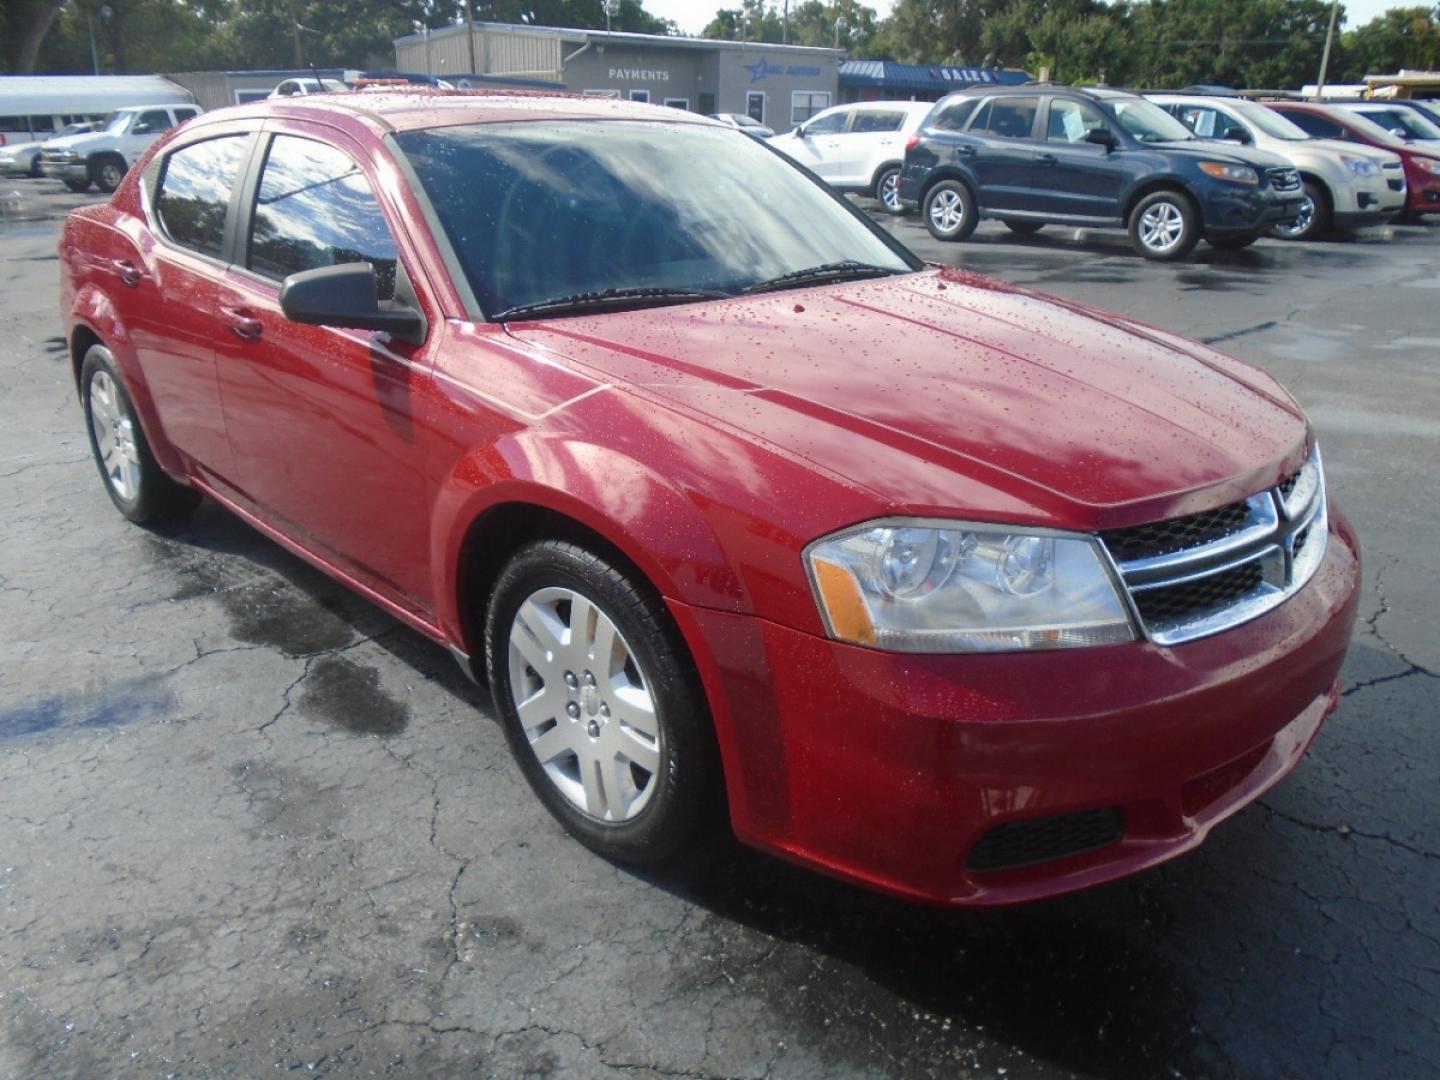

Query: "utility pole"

xmin=783 ymin=0 xmax=789 ymax=44
xmin=464 ymin=0 xmax=478 ymax=75
xmin=1314 ymin=0 xmax=1340 ymax=101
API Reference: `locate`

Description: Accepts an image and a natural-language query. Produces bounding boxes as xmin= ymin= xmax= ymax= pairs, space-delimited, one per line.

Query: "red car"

xmin=60 ymin=90 xmax=1359 ymax=906
xmin=1266 ymin=100 xmax=1440 ymax=217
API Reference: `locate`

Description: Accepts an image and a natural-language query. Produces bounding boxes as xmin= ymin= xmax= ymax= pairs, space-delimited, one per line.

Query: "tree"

xmin=1339 ymin=6 xmax=1440 ymax=79
xmin=1 ymin=0 xmax=68 ymax=72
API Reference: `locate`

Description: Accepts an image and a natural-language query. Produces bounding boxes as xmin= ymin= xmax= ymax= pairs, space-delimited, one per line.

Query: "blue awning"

xmin=839 ymin=61 xmax=1030 ymax=94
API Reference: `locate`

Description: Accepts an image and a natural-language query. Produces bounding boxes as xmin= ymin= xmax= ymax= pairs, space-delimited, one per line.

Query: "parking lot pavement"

xmin=2 ymin=177 xmax=1436 ymax=1079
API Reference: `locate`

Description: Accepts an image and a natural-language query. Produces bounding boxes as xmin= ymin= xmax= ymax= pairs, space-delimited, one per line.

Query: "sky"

xmin=644 ymin=0 xmax=1400 ymax=40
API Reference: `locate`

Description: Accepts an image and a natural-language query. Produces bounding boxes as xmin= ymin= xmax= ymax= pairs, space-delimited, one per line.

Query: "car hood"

xmin=504 ymin=269 xmax=1308 ymax=530
xmin=0 ymin=138 xmax=45 ymax=155
xmin=43 ymin=132 xmax=110 ymax=152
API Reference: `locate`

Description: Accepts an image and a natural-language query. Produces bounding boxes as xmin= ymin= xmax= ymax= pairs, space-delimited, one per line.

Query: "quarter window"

xmin=154 ymin=135 xmax=250 ymax=259
xmin=931 ymin=99 xmax=979 ymax=132
xmin=971 ymin=97 xmax=1039 ymax=139
xmin=792 ymin=91 xmax=832 ymax=126
xmin=248 ymin=134 xmax=398 ymax=299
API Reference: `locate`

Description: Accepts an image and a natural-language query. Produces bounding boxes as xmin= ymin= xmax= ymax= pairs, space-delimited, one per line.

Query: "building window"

xmin=629 ymin=90 xmax=650 ymax=103
xmin=791 ymin=91 xmax=831 ymax=126
xmin=663 ymin=97 xmax=689 ymax=110
xmin=747 ymin=91 xmax=765 ymax=124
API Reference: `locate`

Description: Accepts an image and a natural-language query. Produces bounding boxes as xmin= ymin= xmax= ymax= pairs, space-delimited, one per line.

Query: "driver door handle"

xmin=111 ymin=259 xmax=144 ymax=287
xmin=219 ymin=304 xmax=263 ymax=340
xmin=956 ymin=144 xmax=976 ymax=156
xmin=1035 ymin=152 xmax=1057 ymax=165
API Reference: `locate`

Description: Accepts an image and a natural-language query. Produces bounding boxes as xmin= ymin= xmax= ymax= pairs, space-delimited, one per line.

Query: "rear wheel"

xmin=874 ymin=165 xmax=904 ymax=214
xmin=1128 ymin=190 xmax=1200 ymax=261
xmin=1268 ymin=180 xmax=1330 ymax=241
xmin=80 ymin=345 xmax=200 ymax=523
xmin=923 ymin=179 xmax=978 ymax=242
xmin=486 ymin=540 xmax=715 ymax=865
xmin=28 ymin=156 xmax=43 ymax=178
xmin=1002 ymin=219 xmax=1045 ymax=236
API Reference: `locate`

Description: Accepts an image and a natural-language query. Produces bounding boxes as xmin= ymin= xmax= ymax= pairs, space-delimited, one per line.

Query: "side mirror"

xmin=1390 ymin=127 xmax=1409 ymax=139
xmin=280 ymin=263 xmax=426 ymax=344
xmin=1084 ymin=127 xmax=1117 ymax=151
xmin=795 ymin=124 xmax=808 ymax=138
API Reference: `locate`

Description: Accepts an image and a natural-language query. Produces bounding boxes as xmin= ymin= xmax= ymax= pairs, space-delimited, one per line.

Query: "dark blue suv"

xmin=897 ymin=86 xmax=1306 ymax=260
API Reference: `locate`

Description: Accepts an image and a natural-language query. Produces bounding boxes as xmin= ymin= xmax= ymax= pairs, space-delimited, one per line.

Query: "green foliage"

xmin=1338 ymin=6 xmax=1440 ymax=80
xmin=702 ymin=0 xmax=878 ymax=49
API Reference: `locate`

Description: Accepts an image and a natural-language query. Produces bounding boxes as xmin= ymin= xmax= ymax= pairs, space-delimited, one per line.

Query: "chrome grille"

xmin=1099 ymin=446 xmax=1327 ymax=646
xmin=1268 ymin=167 xmax=1301 ymax=193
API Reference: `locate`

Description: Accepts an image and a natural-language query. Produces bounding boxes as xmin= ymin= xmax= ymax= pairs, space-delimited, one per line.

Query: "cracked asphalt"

xmin=2 ymin=176 xmax=1437 ymax=1079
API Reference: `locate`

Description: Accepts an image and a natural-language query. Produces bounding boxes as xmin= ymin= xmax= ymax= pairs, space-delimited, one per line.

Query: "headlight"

xmin=805 ymin=520 xmax=1136 ymax=653
xmin=1341 ymin=154 xmax=1379 ymax=178
xmin=1199 ymin=161 xmax=1259 ymax=185
xmin=1414 ymin=156 xmax=1440 ymax=175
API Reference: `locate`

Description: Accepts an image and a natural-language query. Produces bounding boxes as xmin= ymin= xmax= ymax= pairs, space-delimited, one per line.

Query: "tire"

xmin=486 ymin=539 xmax=715 ymax=865
xmin=923 ymin=178 xmax=978 ymax=242
xmin=874 ymin=165 xmax=904 ymax=215
xmin=1207 ymin=233 xmax=1259 ymax=250
xmin=63 ymin=178 xmax=91 ymax=193
xmin=80 ymin=345 xmax=200 ymax=524
xmin=1128 ymin=189 xmax=1200 ymax=261
xmin=1002 ymin=219 xmax=1045 ymax=236
xmin=1268 ymin=180 xmax=1330 ymax=241
xmin=92 ymin=155 xmax=126 ymax=194
xmin=29 ymin=156 xmax=43 ymax=179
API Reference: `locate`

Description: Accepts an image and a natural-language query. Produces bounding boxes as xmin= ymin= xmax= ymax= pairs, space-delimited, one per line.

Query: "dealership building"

xmin=393 ymin=22 xmax=841 ymax=131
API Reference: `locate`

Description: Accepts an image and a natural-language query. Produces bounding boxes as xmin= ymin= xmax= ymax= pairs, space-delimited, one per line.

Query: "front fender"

xmin=429 ymin=430 xmax=748 ymax=652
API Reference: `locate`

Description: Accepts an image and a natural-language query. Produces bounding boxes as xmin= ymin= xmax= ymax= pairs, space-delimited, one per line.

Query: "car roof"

xmin=190 ymin=87 xmax=720 ymax=136
xmin=947 ymin=84 xmax=1138 ymax=103
xmin=843 ymin=100 xmax=933 ymax=111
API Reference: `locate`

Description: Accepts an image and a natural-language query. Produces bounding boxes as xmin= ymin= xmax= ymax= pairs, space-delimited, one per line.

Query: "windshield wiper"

xmin=492 ymin=286 xmax=730 ymax=322
xmin=741 ymin=260 xmax=905 ymax=295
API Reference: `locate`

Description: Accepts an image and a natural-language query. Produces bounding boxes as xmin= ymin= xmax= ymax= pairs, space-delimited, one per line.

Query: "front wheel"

xmin=874 ymin=166 xmax=904 ymax=215
xmin=80 ymin=345 xmax=200 ymax=523
xmin=923 ymin=179 xmax=978 ymax=242
xmin=486 ymin=540 xmax=715 ymax=865
xmin=1128 ymin=190 xmax=1200 ymax=261
xmin=93 ymin=156 xmax=125 ymax=194
xmin=1268 ymin=180 xmax=1330 ymax=241
xmin=1207 ymin=233 xmax=1259 ymax=250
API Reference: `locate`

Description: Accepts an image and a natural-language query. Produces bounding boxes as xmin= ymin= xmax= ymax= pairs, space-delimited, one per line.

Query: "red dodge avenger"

xmin=60 ymin=90 xmax=1358 ymax=906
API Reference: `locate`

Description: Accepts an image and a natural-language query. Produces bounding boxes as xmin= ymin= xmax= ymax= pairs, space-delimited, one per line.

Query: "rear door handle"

xmin=956 ymin=144 xmax=976 ymax=156
xmin=112 ymin=259 xmax=144 ymax=287
xmin=1035 ymin=152 xmax=1057 ymax=165
xmin=219 ymin=304 xmax=263 ymax=340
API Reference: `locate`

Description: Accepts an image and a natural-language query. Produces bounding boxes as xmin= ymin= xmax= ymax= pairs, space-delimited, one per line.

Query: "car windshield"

xmin=395 ymin=119 xmax=917 ymax=319
xmin=98 ymin=112 xmax=131 ymax=134
xmin=1108 ymin=98 xmax=1196 ymax=142
xmin=734 ymin=115 xmax=762 ymax=128
xmin=1233 ymin=101 xmax=1309 ymax=141
xmin=1354 ymin=106 xmax=1440 ymax=141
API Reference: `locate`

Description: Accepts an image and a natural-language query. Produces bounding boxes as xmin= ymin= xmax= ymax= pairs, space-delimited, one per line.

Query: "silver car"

xmin=1150 ymin=94 xmax=1405 ymax=240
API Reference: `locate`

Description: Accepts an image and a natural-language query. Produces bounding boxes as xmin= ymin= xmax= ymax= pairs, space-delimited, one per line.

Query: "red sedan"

xmin=59 ymin=90 xmax=1358 ymax=906
xmin=1266 ymin=100 xmax=1440 ymax=217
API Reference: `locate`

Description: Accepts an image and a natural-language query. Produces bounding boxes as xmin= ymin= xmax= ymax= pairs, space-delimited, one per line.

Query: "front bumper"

xmin=1201 ymin=185 xmax=1305 ymax=234
xmin=40 ymin=160 xmax=86 ymax=181
xmin=1406 ymin=174 xmax=1440 ymax=214
xmin=671 ymin=509 xmax=1360 ymax=907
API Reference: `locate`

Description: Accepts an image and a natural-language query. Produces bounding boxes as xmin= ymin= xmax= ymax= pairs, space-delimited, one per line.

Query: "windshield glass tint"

xmin=395 ymin=120 xmax=914 ymax=318
xmin=101 ymin=112 xmax=129 ymax=134
xmin=1234 ymin=101 xmax=1309 ymax=140
xmin=1358 ymin=107 xmax=1440 ymax=140
xmin=1108 ymin=99 xmax=1195 ymax=142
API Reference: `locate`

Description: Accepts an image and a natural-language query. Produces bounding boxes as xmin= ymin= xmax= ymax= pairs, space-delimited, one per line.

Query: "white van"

xmin=0 ymin=75 xmax=193 ymax=150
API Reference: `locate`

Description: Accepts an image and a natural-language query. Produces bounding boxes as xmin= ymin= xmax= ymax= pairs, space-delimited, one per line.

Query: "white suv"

xmin=769 ymin=100 xmax=934 ymax=213
xmin=1149 ymin=94 xmax=1405 ymax=240
xmin=40 ymin=103 xmax=201 ymax=193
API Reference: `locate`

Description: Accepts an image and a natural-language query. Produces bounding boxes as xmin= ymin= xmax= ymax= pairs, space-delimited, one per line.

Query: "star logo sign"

xmin=744 ymin=57 xmax=784 ymax=84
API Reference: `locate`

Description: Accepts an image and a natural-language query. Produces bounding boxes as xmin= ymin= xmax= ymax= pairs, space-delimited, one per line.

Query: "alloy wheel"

xmin=1139 ymin=201 xmax=1185 ymax=254
xmin=88 ymin=370 xmax=141 ymax=501
xmin=507 ymin=586 xmax=662 ymax=823
xmin=1272 ymin=195 xmax=1316 ymax=239
xmin=929 ymin=188 xmax=965 ymax=233
xmin=880 ymin=171 xmax=901 ymax=211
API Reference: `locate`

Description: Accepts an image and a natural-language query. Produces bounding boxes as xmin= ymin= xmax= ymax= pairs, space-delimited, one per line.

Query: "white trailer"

xmin=0 ymin=75 xmax=193 ymax=148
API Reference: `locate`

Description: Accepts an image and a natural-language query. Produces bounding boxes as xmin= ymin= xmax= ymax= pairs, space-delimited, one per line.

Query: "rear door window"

xmin=1282 ymin=110 xmax=1346 ymax=139
xmin=131 ymin=109 xmax=174 ymax=136
xmin=247 ymin=134 xmax=398 ymax=298
xmin=971 ymin=97 xmax=1039 ymax=139
xmin=154 ymin=135 xmax=251 ymax=259
xmin=851 ymin=110 xmax=905 ymax=134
